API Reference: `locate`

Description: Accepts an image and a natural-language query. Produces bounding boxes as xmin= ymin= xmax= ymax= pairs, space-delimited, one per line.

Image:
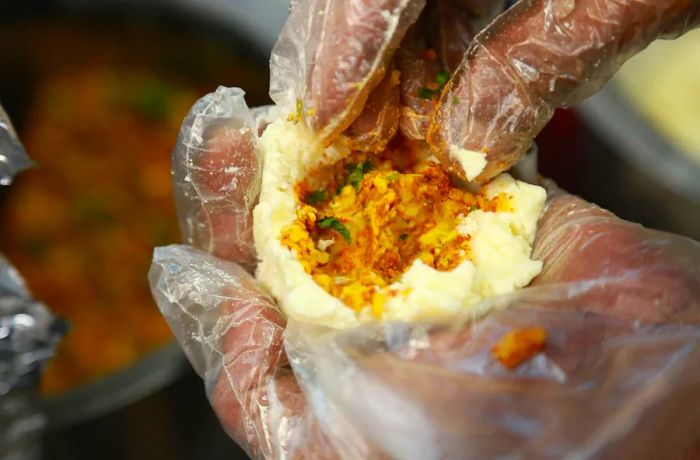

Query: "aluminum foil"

xmin=0 ymin=105 xmax=32 ymax=186
xmin=0 ymin=104 xmax=63 ymax=460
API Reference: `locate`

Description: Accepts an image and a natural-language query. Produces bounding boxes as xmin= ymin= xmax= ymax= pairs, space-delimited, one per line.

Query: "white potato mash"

xmin=253 ymin=118 xmax=546 ymax=329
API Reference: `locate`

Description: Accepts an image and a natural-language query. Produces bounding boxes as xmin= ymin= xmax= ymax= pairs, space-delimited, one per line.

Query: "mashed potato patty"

xmin=253 ymin=118 xmax=546 ymax=329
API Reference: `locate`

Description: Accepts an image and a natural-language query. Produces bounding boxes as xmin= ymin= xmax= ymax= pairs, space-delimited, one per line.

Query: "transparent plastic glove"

xmin=345 ymin=63 xmax=402 ymax=153
xmin=171 ymin=87 xmax=262 ymax=272
xmin=273 ymin=0 xmax=699 ymax=183
xmin=395 ymin=0 xmax=505 ymax=142
xmin=427 ymin=0 xmax=700 ymax=183
xmin=153 ymin=88 xmax=700 ymax=459
xmin=270 ymin=0 xmax=426 ymax=144
xmin=150 ymin=197 xmax=700 ymax=460
xmin=269 ymin=0 xmax=503 ymax=148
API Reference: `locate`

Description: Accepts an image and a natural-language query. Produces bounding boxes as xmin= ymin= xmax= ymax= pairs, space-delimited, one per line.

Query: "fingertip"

xmin=192 ymin=123 xmax=261 ymax=205
xmin=346 ymin=66 xmax=401 ymax=152
xmin=305 ymin=0 xmax=426 ymax=142
xmin=173 ymin=90 xmax=262 ymax=267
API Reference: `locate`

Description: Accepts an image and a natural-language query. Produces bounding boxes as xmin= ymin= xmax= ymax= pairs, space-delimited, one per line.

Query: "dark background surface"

xmin=42 ymin=369 xmax=248 ymax=460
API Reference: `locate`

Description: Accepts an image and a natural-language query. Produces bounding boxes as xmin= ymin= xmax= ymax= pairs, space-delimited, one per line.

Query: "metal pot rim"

xmin=576 ymin=82 xmax=700 ymax=204
xmin=40 ymin=342 xmax=188 ymax=430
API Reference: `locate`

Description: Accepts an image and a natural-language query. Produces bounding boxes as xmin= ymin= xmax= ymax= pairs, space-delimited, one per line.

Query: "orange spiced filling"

xmin=280 ymin=142 xmax=512 ymax=314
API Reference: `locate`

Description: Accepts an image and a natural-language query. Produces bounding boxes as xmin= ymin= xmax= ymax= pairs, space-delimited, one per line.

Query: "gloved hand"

xmin=270 ymin=0 xmax=503 ymax=152
xmin=270 ymin=0 xmax=700 ymax=182
xmin=150 ymin=88 xmax=700 ymax=460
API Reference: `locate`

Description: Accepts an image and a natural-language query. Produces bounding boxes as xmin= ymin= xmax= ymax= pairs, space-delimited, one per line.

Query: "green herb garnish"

xmin=318 ymin=217 xmax=351 ymax=243
xmin=417 ymin=87 xmax=435 ymax=99
xmin=469 ymin=205 xmax=478 ymax=212
xmin=347 ymin=166 xmax=363 ymax=188
xmin=305 ymin=190 xmax=326 ymax=204
xmin=436 ymin=71 xmax=450 ymax=88
xmin=386 ymin=172 xmax=400 ymax=181
xmin=418 ymin=71 xmax=451 ymax=100
xmin=452 ymin=96 xmax=460 ymax=105
xmin=399 ymin=233 xmax=409 ymax=240
xmin=347 ymin=161 xmax=373 ymax=189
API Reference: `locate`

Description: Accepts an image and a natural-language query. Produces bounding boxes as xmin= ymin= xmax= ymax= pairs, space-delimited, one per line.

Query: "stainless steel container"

xmin=577 ymin=82 xmax=700 ymax=241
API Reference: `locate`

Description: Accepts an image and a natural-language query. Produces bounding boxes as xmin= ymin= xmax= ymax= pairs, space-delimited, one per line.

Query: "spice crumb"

xmin=492 ymin=327 xmax=547 ymax=369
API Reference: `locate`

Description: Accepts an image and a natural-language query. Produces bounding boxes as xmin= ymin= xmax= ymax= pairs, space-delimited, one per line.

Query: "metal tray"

xmin=40 ymin=343 xmax=188 ymax=430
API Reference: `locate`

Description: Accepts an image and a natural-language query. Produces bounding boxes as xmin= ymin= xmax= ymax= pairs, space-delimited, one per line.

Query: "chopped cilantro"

xmin=452 ymin=96 xmax=460 ymax=105
xmin=347 ymin=167 xmax=363 ymax=188
xmin=469 ymin=205 xmax=478 ymax=212
xmin=417 ymin=87 xmax=435 ymax=99
xmin=305 ymin=190 xmax=326 ymax=204
xmin=317 ymin=217 xmax=351 ymax=243
xmin=418 ymin=71 xmax=451 ymax=100
xmin=386 ymin=172 xmax=400 ymax=181
xmin=399 ymin=233 xmax=409 ymax=240
xmin=347 ymin=161 xmax=373 ymax=189
xmin=436 ymin=71 xmax=450 ymax=88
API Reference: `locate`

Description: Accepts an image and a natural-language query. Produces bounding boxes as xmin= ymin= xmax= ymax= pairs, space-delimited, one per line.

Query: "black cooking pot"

xmin=0 ymin=0 xmax=287 ymax=432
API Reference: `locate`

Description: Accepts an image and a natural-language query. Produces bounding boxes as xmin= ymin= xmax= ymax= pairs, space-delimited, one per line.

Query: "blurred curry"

xmin=0 ymin=20 xmax=268 ymax=394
